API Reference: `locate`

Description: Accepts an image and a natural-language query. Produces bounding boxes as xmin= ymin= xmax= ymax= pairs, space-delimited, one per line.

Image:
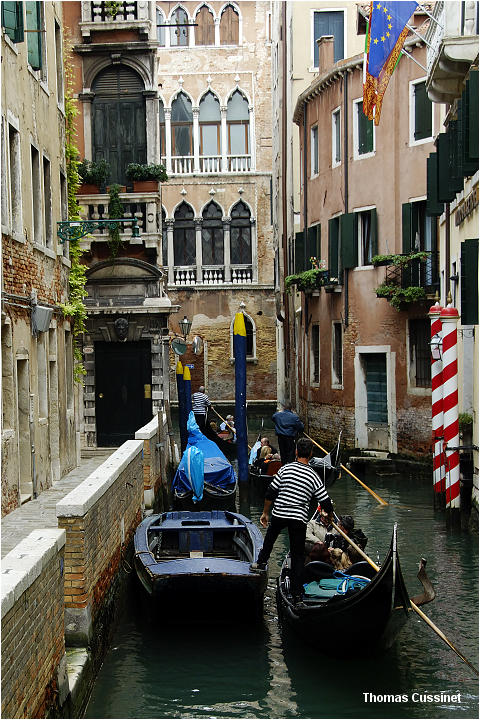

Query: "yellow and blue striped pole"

xmin=176 ymin=360 xmax=187 ymax=452
xmin=183 ymin=364 xmax=192 ymax=417
xmin=233 ymin=312 xmax=248 ymax=482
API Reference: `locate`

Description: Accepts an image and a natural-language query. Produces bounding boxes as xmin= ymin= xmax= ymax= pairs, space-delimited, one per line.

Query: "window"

xmin=202 ymin=201 xmax=224 ymax=265
xmin=196 ymin=5 xmax=214 ymax=46
xmin=170 ymin=7 xmax=189 ymax=46
xmin=332 ymin=322 xmax=343 ymax=386
xmin=54 ymin=19 xmax=63 ymax=106
xmin=26 ymin=1 xmax=43 ymax=71
xmin=313 ymin=10 xmax=344 ymax=66
xmin=161 ymin=208 xmax=167 ymax=266
xmin=171 ymin=92 xmax=193 ymax=157
xmin=402 ymin=201 xmax=438 ymax=289
xmin=408 ymin=319 xmax=430 ymax=388
xmin=220 ymin=4 xmax=239 ymax=45
xmin=354 ymin=99 xmax=374 ymax=157
xmin=159 ymin=100 xmax=166 ymax=159
xmin=156 ymin=8 xmax=165 ymax=46
xmin=2 ymin=1 xmax=24 ymax=42
xmin=232 ymin=313 xmax=255 ymax=359
xmin=227 ymin=90 xmax=249 ymax=168
xmin=8 ymin=122 xmax=22 ymax=237
xmin=328 ymin=216 xmax=340 ymax=280
xmin=311 ymin=125 xmax=318 ymax=177
xmin=199 ymin=92 xmax=221 ymax=157
xmin=411 ymin=79 xmax=433 ymax=143
xmin=311 ymin=324 xmax=320 ymax=384
xmin=173 ymin=202 xmax=195 ymax=266
xmin=43 ymin=155 xmax=52 ymax=247
xmin=357 ymin=208 xmax=377 ymax=266
xmin=230 ymin=201 xmax=252 ymax=265
xmin=332 ymin=108 xmax=341 ymax=166
xmin=31 ymin=144 xmax=42 ymax=244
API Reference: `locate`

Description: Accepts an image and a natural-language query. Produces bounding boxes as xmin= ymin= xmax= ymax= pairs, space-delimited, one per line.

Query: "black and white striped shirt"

xmin=192 ymin=391 xmax=211 ymax=415
xmin=269 ymin=461 xmax=332 ymax=524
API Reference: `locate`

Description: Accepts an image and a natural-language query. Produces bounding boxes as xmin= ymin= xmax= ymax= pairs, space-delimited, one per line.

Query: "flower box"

xmin=77 ymin=183 xmax=100 ymax=195
xmin=132 ymin=180 xmax=159 ymax=192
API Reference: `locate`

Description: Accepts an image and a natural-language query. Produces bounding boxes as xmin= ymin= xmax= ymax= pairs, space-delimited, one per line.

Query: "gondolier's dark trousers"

xmin=276 ymin=434 xmax=296 ymax=464
xmin=257 ymin=516 xmax=306 ymax=599
xmin=194 ymin=413 xmax=206 ymax=431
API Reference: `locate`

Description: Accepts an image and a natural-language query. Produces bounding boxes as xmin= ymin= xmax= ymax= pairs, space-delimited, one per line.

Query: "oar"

xmin=304 ymin=431 xmax=388 ymax=506
xmin=330 ymin=520 xmax=479 ymax=676
xmin=211 ymin=407 xmax=252 ymax=450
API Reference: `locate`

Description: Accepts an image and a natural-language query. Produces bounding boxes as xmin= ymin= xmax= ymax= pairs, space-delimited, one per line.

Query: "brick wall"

xmin=56 ymin=440 xmax=144 ymax=646
xmin=1 ymin=530 xmax=68 ymax=719
xmin=135 ymin=412 xmax=171 ymax=510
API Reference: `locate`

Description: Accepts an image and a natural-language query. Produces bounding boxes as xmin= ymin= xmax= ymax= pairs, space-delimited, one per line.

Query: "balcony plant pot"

xmin=132 ymin=180 xmax=159 ymax=192
xmin=107 ymin=185 xmax=126 ymax=193
xmin=77 ymin=183 xmax=100 ymax=195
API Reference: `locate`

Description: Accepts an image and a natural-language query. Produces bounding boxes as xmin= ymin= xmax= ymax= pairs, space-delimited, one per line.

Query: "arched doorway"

xmin=92 ymin=65 xmax=146 ymax=186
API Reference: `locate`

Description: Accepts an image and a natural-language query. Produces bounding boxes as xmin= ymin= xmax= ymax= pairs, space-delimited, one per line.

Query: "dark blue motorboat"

xmin=134 ymin=510 xmax=267 ymax=615
xmin=172 ymin=413 xmax=237 ymax=510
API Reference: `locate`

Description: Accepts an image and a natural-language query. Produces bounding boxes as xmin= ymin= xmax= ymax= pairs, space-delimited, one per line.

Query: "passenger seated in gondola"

xmin=209 ymin=421 xmax=219 ymax=433
xmin=304 ymin=540 xmax=331 ymax=564
xmin=219 ymin=415 xmax=236 ymax=442
xmin=253 ymin=447 xmax=280 ymax=475
xmin=256 ymin=437 xmax=278 ymax=460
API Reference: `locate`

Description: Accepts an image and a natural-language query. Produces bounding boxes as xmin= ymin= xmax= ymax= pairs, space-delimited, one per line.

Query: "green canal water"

xmin=85 ymin=459 xmax=479 ymax=719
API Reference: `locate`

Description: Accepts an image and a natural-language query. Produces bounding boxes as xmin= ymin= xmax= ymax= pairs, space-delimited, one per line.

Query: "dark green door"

xmin=365 ymin=353 xmax=388 ymax=423
xmin=95 ymin=340 xmax=152 ymax=446
xmin=92 ymin=65 xmax=146 ymax=186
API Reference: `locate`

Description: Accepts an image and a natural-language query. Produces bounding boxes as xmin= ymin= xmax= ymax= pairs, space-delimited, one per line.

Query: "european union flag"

xmin=364 ymin=1 xmax=417 ymax=124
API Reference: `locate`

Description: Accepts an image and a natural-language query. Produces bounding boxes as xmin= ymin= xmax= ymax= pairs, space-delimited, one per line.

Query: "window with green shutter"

xmin=308 ymin=224 xmax=321 ymax=264
xmin=26 ymin=1 xmax=42 ymax=70
xmin=328 ymin=218 xmax=339 ymax=280
xmin=436 ymin=133 xmax=456 ymax=203
xmin=426 ymin=153 xmax=444 ymax=216
xmin=294 ymin=231 xmax=305 ymax=274
xmin=413 ymin=81 xmax=432 ymax=141
xmin=340 ymin=212 xmax=356 ymax=269
xmin=461 ymin=239 xmax=478 ymax=325
xmin=466 ymin=71 xmax=479 ymax=164
xmin=2 ymin=1 xmax=24 ymax=42
xmin=357 ymin=208 xmax=377 ymax=265
xmin=356 ymin=101 xmax=373 ymax=155
xmin=402 ymin=200 xmax=439 ymax=289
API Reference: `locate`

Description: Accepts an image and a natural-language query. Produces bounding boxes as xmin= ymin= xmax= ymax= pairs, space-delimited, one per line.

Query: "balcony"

xmin=80 ymin=1 xmax=152 ymax=41
xmin=426 ymin=1 xmax=479 ymax=104
xmin=171 ymin=265 xmax=252 ymax=287
xmin=165 ymin=154 xmax=253 ymax=176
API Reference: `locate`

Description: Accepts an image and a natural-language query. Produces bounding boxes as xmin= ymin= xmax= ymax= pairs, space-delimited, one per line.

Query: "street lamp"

xmin=430 ymin=332 xmax=443 ymax=361
xmin=179 ymin=315 xmax=192 ymax=340
xmin=57 ymin=218 xmax=141 ymax=244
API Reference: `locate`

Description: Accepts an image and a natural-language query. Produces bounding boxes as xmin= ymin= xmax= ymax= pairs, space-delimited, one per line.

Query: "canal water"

xmin=85 ymin=455 xmax=479 ymax=719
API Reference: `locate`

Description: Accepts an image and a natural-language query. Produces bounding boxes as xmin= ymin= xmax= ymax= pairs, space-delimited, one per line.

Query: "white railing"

xmin=174 ymin=267 xmax=196 ymax=285
xmin=202 ymin=267 xmax=224 ymax=284
xmin=171 ymin=265 xmax=252 ymax=285
xmin=168 ymin=154 xmax=253 ymax=175
xmin=85 ymin=1 xmax=144 ymax=23
xmin=227 ymin=155 xmax=252 ymax=172
xmin=199 ymin=156 xmax=222 ymax=173
xmin=171 ymin=156 xmax=194 ymax=174
xmin=231 ymin=266 xmax=252 ymax=283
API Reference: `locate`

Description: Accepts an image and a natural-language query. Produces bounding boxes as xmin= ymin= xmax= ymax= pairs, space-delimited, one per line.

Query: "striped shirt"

xmin=192 ymin=392 xmax=211 ymax=415
xmin=269 ymin=461 xmax=331 ymax=524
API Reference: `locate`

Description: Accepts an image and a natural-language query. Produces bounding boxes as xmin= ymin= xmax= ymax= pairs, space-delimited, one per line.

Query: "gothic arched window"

xmin=156 ymin=8 xmax=165 ymax=46
xmin=220 ymin=4 xmax=239 ymax=45
xmin=196 ymin=5 xmax=215 ymax=45
xmin=230 ymin=201 xmax=251 ymax=264
xmin=173 ymin=202 xmax=195 ymax=266
xmin=170 ymin=7 xmax=189 ymax=46
xmin=171 ymin=92 xmax=193 ymax=158
xmin=202 ymin=201 xmax=223 ymax=266
xmin=199 ymin=91 xmax=221 ymax=157
xmin=227 ymin=90 xmax=249 ymax=169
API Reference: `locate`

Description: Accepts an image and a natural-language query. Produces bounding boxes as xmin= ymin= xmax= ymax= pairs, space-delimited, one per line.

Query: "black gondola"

xmin=276 ymin=523 xmax=412 ymax=652
xmin=204 ymin=422 xmax=237 ymax=460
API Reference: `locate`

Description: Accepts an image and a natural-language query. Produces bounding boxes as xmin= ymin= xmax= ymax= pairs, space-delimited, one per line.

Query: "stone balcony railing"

xmin=165 ymin=154 xmax=253 ymax=176
xmin=171 ymin=264 xmax=253 ymax=287
xmin=426 ymin=1 xmax=479 ymax=103
xmin=80 ymin=1 xmax=152 ymax=40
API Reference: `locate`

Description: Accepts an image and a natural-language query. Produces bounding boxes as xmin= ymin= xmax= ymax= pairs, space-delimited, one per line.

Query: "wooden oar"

xmin=331 ymin=521 xmax=479 ymax=676
xmin=304 ymin=431 xmax=388 ymax=506
xmin=211 ymin=407 xmax=252 ymax=450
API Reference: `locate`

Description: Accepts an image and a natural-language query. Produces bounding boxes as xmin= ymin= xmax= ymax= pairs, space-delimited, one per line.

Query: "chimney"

xmin=316 ymin=35 xmax=335 ymax=75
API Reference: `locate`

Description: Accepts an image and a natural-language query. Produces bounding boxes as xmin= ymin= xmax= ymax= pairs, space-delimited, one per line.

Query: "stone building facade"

xmin=1 ymin=1 xmax=78 ymax=515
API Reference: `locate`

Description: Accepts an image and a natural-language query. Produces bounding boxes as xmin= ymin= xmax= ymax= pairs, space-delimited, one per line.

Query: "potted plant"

xmin=126 ymin=163 xmax=168 ymax=192
xmin=77 ymin=158 xmax=110 ymax=194
xmin=374 ymin=283 xmax=427 ymax=311
xmin=107 ymin=184 xmax=125 ymax=258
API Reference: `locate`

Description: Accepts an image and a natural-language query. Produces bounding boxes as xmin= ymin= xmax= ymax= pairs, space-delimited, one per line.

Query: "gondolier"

xmin=192 ymin=385 xmax=211 ymax=431
xmin=272 ymin=402 xmax=304 ymax=464
xmin=251 ymin=437 xmax=334 ymax=605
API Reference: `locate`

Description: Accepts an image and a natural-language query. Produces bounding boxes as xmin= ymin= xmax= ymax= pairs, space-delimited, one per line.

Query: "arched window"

xmin=202 ymin=201 xmax=223 ymax=266
xmin=196 ymin=5 xmax=215 ymax=45
xmin=220 ymin=4 xmax=239 ymax=45
xmin=231 ymin=313 xmax=255 ymax=359
xmin=171 ymin=92 xmax=193 ymax=158
xmin=230 ymin=201 xmax=251 ymax=264
xmin=199 ymin=91 xmax=221 ymax=158
xmin=159 ymin=99 xmax=165 ymax=160
xmin=161 ymin=208 xmax=167 ymax=266
xmin=156 ymin=8 xmax=165 ymax=46
xmin=170 ymin=7 xmax=189 ymax=46
xmin=173 ymin=202 xmax=195 ymax=266
xmin=227 ymin=90 xmax=249 ymax=169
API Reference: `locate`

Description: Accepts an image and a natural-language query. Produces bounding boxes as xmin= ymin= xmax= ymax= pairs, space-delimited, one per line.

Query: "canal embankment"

xmin=1 ymin=411 xmax=175 ymax=719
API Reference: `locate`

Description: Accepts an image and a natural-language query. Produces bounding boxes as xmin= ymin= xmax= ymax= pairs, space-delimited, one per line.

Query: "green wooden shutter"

xmin=426 ymin=153 xmax=444 ymax=216
xmin=460 ymin=85 xmax=478 ymax=176
xmin=461 ymin=239 xmax=479 ymax=325
xmin=358 ymin=105 xmax=373 ymax=154
xmin=370 ymin=208 xmax=378 ymax=257
xmin=436 ymin=133 xmax=456 ymax=203
xmin=2 ymin=1 xmax=24 ymax=42
xmin=414 ymin=81 xmax=432 ymax=140
xmin=340 ymin=212 xmax=356 ymax=269
xmin=365 ymin=354 xmax=388 ymax=423
xmin=328 ymin=218 xmax=339 ymax=280
xmin=294 ymin=231 xmax=305 ymax=274
xmin=467 ymin=70 xmax=479 ymax=162
xmin=448 ymin=121 xmax=464 ymax=196
xmin=402 ymin=202 xmax=413 ymax=286
xmin=26 ymin=1 xmax=42 ymax=70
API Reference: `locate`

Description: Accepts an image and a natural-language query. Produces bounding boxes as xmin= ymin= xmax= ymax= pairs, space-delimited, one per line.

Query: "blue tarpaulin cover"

xmin=172 ymin=412 xmax=237 ymax=494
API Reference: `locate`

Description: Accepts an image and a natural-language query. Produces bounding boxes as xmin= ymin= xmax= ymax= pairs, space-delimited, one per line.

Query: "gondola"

xmin=276 ymin=523 xmax=412 ymax=652
xmin=134 ymin=510 xmax=267 ymax=615
xmin=204 ymin=422 xmax=237 ymax=460
xmin=172 ymin=412 xmax=237 ymax=510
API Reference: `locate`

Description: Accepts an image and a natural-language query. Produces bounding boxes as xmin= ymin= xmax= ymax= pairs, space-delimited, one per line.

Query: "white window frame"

xmin=311 ymin=124 xmax=319 ymax=178
xmin=331 ymin=106 xmax=341 ymax=168
xmin=331 ymin=321 xmax=343 ymax=389
xmin=409 ymin=77 xmax=434 ymax=147
xmin=406 ymin=318 xmax=431 ymax=397
xmin=353 ymin=97 xmax=375 ymax=161
xmin=354 ymin=205 xmax=376 ymax=268
xmin=310 ymin=8 xmax=347 ymax=72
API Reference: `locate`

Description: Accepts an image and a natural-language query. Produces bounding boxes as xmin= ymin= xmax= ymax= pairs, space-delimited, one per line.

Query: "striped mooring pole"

xmin=429 ymin=302 xmax=445 ymax=498
xmin=440 ymin=304 xmax=460 ymax=513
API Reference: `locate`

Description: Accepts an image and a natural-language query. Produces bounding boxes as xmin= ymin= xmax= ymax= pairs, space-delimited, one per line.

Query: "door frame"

xmin=354 ymin=345 xmax=397 ymax=453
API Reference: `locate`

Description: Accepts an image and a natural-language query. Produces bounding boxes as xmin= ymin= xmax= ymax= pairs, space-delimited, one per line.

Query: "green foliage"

xmin=78 ymin=158 xmax=110 ymax=188
xmin=285 ymin=269 xmax=331 ymax=294
xmin=458 ymin=413 xmax=473 ymax=430
xmin=125 ymin=162 xmax=168 ymax=182
xmin=64 ymin=43 xmax=81 ymax=222
xmin=105 ymin=1 xmax=122 ymax=18
xmin=372 ymin=251 xmax=430 ymax=267
xmin=107 ymin=184 xmax=125 ymax=258
xmin=375 ymin=283 xmax=426 ymax=310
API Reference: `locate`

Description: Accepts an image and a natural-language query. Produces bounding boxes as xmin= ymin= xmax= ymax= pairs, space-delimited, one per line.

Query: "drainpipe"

xmin=281 ymin=0 xmax=290 ymax=393
xmin=343 ymin=70 xmax=349 ymax=327
xmin=445 ymin=202 xmax=451 ymax=302
xmin=303 ymin=100 xmax=308 ymax=271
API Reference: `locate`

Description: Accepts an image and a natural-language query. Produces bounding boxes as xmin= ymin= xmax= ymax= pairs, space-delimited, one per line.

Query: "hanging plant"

xmin=374 ymin=283 xmax=426 ymax=311
xmin=107 ymin=184 xmax=125 ymax=258
xmin=372 ymin=251 xmax=430 ymax=267
xmin=285 ymin=269 xmax=331 ymax=294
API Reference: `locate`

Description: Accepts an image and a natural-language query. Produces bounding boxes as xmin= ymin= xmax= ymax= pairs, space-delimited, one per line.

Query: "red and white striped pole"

xmin=428 ymin=302 xmax=444 ymax=494
xmin=440 ymin=304 xmax=460 ymax=510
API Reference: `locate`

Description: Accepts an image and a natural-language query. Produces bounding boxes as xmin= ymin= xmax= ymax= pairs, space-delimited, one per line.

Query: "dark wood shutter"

xmin=328 ymin=218 xmax=339 ymax=279
xmin=26 ymin=1 xmax=42 ymax=69
xmin=294 ymin=231 xmax=305 ymax=273
xmin=436 ymin=133 xmax=456 ymax=203
xmin=370 ymin=208 xmax=378 ymax=257
xmin=220 ymin=5 xmax=239 ymax=45
xmin=426 ymin=153 xmax=444 ymax=216
xmin=2 ymin=1 xmax=23 ymax=42
xmin=196 ymin=6 xmax=214 ymax=45
xmin=414 ymin=81 xmax=432 ymax=140
xmin=461 ymin=239 xmax=479 ymax=325
xmin=358 ymin=106 xmax=373 ymax=154
xmin=313 ymin=11 xmax=344 ymax=65
xmin=467 ymin=71 xmax=479 ymax=163
xmin=448 ymin=120 xmax=464 ymax=195
xmin=340 ymin=212 xmax=356 ymax=269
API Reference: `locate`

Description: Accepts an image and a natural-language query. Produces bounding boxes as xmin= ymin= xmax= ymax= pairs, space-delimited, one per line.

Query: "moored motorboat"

xmin=134 ymin=510 xmax=268 ymax=615
xmin=276 ymin=523 xmax=413 ymax=652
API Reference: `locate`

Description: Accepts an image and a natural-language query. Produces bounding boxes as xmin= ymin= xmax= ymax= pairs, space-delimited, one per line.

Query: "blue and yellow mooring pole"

xmin=176 ymin=360 xmax=187 ymax=452
xmin=183 ymin=365 xmax=192 ymax=417
xmin=233 ymin=312 xmax=248 ymax=483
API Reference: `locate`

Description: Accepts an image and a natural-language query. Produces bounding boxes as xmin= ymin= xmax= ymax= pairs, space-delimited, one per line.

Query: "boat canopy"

xmin=172 ymin=412 xmax=237 ymax=494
